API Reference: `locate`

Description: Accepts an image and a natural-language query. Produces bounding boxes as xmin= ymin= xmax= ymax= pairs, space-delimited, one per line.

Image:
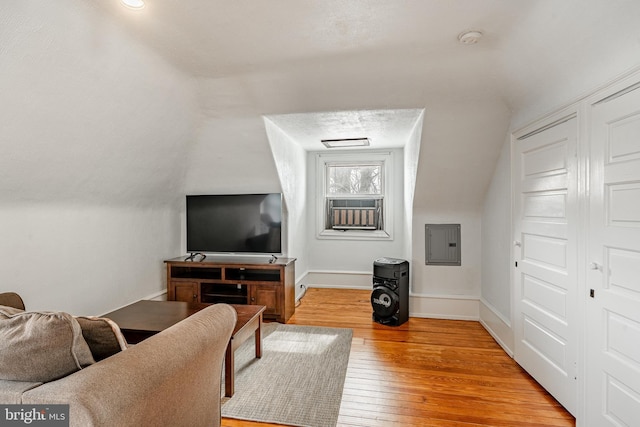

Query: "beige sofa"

xmin=0 ymin=293 xmax=236 ymax=427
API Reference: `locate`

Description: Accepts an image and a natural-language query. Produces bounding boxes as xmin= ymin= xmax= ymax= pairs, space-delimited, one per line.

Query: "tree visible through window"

xmin=325 ymin=162 xmax=384 ymax=230
xmin=328 ymin=164 xmax=381 ymax=196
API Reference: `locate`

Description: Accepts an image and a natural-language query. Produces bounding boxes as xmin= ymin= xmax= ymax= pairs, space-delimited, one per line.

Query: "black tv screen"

xmin=186 ymin=193 xmax=282 ymax=254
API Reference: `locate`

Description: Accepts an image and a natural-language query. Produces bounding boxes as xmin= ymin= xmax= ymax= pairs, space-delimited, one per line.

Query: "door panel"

xmin=587 ymin=86 xmax=640 ymax=426
xmin=513 ymin=116 xmax=578 ymax=415
xmin=607 ymin=247 xmax=640 ymax=295
xmin=523 ymin=232 xmax=568 ymax=269
xmin=522 ymin=274 xmax=567 ymax=319
xmin=522 ymin=316 xmax=568 ymax=369
xmin=523 ymin=191 xmax=567 ymax=219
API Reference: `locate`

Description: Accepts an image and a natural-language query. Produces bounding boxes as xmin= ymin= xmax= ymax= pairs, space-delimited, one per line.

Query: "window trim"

xmin=315 ymin=151 xmax=394 ymax=241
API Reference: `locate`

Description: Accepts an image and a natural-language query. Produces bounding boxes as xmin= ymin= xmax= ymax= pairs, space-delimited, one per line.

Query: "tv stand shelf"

xmin=164 ymin=256 xmax=296 ymax=323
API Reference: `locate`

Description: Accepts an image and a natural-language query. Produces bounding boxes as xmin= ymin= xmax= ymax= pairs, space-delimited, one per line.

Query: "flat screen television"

xmin=186 ymin=193 xmax=282 ymax=254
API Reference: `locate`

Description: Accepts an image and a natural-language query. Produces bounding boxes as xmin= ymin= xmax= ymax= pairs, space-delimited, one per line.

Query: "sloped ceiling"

xmin=0 ymin=1 xmax=198 ymax=206
xmin=97 ymin=0 xmax=640 ymax=112
xmin=5 ymin=1 xmax=639 ymax=210
xmin=90 ymin=0 xmax=640 ymax=211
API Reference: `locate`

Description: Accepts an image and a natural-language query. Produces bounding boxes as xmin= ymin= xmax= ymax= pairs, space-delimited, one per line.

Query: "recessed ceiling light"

xmin=458 ymin=30 xmax=483 ymax=45
xmin=121 ymin=0 xmax=145 ymax=10
xmin=321 ymin=138 xmax=370 ymax=149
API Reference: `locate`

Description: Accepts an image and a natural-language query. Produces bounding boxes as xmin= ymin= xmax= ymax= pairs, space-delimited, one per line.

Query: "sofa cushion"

xmin=0 ymin=379 xmax=43 ymax=404
xmin=0 ymin=305 xmax=24 ymax=316
xmin=0 ymin=307 xmax=95 ymax=382
xmin=75 ymin=316 xmax=128 ymax=361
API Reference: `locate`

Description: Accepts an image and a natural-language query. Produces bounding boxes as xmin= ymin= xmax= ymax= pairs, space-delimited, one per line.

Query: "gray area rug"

xmin=221 ymin=323 xmax=352 ymax=427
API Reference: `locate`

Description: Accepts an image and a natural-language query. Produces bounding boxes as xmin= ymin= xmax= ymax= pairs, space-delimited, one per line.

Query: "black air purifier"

xmin=371 ymin=257 xmax=409 ymax=326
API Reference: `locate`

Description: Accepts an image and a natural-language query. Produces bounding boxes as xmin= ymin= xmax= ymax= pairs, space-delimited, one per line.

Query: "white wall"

xmin=412 ymin=211 xmax=481 ymax=297
xmin=183 ymin=115 xmax=282 ymax=196
xmin=479 ymin=137 xmax=513 ymax=353
xmin=0 ymin=202 xmax=180 ymax=315
xmin=504 ymin=2 xmax=640 ymax=130
xmin=0 ymin=1 xmax=197 ymax=314
xmin=410 ymin=210 xmax=482 ymax=319
xmin=403 ymin=111 xmax=425 ymax=269
xmin=264 ymin=117 xmax=309 ymax=299
xmin=178 ymin=112 xmax=284 ymax=259
xmin=305 ymin=148 xmax=406 ymax=284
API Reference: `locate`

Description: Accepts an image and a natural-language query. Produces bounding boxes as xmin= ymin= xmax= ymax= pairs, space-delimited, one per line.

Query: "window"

xmin=325 ymin=162 xmax=383 ymax=230
xmin=316 ymin=152 xmax=393 ymax=239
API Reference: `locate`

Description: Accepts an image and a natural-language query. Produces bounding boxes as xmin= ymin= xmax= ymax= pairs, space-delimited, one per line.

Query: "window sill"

xmin=317 ymin=229 xmax=392 ymax=241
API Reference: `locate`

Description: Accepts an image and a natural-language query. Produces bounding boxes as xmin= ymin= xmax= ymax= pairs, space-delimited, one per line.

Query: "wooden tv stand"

xmin=164 ymin=256 xmax=296 ymax=323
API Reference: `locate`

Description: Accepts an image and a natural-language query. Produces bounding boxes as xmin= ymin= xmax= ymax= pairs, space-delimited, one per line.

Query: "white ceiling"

xmin=85 ymin=0 xmax=640 ymax=209
xmin=96 ymin=0 xmax=640 ymax=114
xmin=93 ymin=0 xmax=640 ymax=150
xmin=265 ymin=109 xmax=424 ymax=150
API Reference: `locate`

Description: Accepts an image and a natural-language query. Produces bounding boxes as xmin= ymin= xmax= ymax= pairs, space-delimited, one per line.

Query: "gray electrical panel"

xmin=425 ymin=224 xmax=461 ymax=265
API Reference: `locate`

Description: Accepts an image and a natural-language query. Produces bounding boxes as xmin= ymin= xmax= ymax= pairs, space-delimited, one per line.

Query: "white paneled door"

xmin=513 ymin=116 xmax=578 ymax=415
xmin=587 ymin=86 xmax=640 ymax=426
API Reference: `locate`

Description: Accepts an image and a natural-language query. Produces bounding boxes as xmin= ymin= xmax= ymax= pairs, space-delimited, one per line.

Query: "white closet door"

xmin=587 ymin=85 xmax=640 ymax=426
xmin=513 ymin=116 xmax=578 ymax=415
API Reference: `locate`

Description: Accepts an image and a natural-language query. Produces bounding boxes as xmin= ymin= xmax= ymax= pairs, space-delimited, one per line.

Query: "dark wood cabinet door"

xmin=251 ymin=285 xmax=280 ymax=317
xmin=172 ymin=281 xmax=198 ymax=302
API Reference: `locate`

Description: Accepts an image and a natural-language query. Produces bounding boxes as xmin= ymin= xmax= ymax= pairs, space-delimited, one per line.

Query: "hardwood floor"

xmin=222 ymin=288 xmax=575 ymax=427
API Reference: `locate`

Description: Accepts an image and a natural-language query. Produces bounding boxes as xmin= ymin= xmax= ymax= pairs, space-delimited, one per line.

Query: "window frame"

xmin=315 ymin=151 xmax=394 ymax=240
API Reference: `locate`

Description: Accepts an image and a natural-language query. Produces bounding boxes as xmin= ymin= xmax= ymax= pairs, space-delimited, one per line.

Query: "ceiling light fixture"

xmin=121 ymin=0 xmax=145 ymax=10
xmin=458 ymin=30 xmax=483 ymax=45
xmin=321 ymin=138 xmax=370 ymax=149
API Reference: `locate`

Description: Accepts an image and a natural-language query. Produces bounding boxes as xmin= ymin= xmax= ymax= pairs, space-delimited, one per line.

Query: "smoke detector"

xmin=458 ymin=30 xmax=483 ymax=45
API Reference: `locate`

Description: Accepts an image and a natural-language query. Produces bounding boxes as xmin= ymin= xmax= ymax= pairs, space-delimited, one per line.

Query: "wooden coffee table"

xmin=103 ymin=300 xmax=265 ymax=397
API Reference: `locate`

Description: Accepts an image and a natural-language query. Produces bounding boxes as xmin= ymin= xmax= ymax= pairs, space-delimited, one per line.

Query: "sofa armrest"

xmin=22 ymin=303 xmax=237 ymax=427
xmin=0 ymin=380 xmax=42 ymax=404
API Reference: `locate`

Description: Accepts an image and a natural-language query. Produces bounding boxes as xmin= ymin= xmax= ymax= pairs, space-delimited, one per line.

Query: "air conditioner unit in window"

xmin=331 ymin=207 xmax=378 ymax=229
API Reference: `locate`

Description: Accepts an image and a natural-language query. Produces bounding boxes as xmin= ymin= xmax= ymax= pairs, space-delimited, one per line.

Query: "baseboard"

xmin=479 ymin=298 xmax=514 ymax=357
xmin=300 ymin=271 xmax=480 ymax=320
xmin=145 ymin=290 xmax=167 ymax=301
xmin=301 ymin=270 xmax=372 ymax=289
xmin=409 ymin=293 xmax=480 ymax=321
xmin=295 ymin=270 xmax=371 ymax=302
xmin=295 ymin=270 xmax=312 ymax=302
xmin=98 ymin=289 xmax=167 ymax=316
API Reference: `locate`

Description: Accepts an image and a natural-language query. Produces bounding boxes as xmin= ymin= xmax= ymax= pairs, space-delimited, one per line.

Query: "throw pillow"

xmin=75 ymin=316 xmax=128 ymax=361
xmin=0 ymin=308 xmax=95 ymax=382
